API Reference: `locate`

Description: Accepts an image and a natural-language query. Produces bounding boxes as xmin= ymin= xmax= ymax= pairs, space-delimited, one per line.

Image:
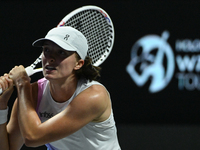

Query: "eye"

xmin=42 ymin=47 xmax=50 ymax=53
xmin=59 ymin=50 xmax=65 ymax=54
xmin=58 ymin=50 xmax=67 ymax=56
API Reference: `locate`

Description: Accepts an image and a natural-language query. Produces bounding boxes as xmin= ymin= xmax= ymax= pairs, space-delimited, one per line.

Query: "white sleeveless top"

xmin=36 ymin=78 xmax=121 ymax=150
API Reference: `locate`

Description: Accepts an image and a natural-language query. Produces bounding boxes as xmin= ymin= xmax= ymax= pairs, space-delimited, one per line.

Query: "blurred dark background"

xmin=1 ymin=0 xmax=200 ymax=149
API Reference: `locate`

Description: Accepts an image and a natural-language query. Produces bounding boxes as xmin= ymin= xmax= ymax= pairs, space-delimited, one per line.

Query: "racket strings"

xmin=64 ymin=10 xmax=111 ymax=64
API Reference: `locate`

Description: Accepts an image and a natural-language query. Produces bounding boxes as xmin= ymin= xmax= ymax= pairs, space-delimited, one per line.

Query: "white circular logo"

xmin=126 ymin=31 xmax=175 ymax=93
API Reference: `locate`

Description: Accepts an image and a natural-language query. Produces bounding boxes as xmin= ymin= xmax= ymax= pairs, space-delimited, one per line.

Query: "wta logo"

xmin=126 ymin=31 xmax=175 ymax=93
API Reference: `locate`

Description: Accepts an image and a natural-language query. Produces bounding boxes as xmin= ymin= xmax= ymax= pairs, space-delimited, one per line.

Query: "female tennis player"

xmin=0 ymin=26 xmax=121 ymax=150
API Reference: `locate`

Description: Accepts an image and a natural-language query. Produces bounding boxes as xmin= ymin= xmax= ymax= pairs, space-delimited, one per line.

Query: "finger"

xmin=4 ymin=73 xmax=10 ymax=79
xmin=0 ymin=76 xmax=8 ymax=91
xmin=0 ymin=78 xmax=3 ymax=90
xmin=1 ymin=77 xmax=8 ymax=90
xmin=19 ymin=65 xmax=24 ymax=68
xmin=5 ymin=77 xmax=13 ymax=88
xmin=9 ymin=66 xmax=18 ymax=73
xmin=4 ymin=73 xmax=8 ymax=77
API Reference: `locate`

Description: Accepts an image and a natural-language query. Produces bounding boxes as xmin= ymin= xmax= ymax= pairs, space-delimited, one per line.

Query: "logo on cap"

xmin=64 ymin=34 xmax=70 ymax=40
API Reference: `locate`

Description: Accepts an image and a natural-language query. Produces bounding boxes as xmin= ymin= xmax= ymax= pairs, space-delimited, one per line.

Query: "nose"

xmin=43 ymin=52 xmax=56 ymax=63
xmin=49 ymin=57 xmax=55 ymax=63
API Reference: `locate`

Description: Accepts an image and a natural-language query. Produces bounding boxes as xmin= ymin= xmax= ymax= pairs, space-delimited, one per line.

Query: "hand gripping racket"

xmin=0 ymin=5 xmax=114 ymax=94
xmin=0 ymin=54 xmax=43 ymax=94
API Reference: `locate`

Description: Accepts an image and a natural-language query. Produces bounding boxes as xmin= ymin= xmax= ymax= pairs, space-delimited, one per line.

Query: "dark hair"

xmin=75 ymin=54 xmax=101 ymax=81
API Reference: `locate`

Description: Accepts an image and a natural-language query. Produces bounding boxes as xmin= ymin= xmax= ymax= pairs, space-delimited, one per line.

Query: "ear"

xmin=74 ymin=59 xmax=84 ymax=70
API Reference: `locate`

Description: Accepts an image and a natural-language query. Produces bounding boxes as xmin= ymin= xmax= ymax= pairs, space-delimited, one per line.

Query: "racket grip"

xmin=0 ymin=67 xmax=43 ymax=95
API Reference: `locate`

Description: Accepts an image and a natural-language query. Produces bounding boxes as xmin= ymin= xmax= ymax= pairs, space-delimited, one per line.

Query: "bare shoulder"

xmin=85 ymin=84 xmax=109 ymax=98
xmin=69 ymin=84 xmax=111 ymax=122
xmin=79 ymin=84 xmax=109 ymax=107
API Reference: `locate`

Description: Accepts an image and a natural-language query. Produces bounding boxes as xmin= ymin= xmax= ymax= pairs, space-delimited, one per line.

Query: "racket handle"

xmin=0 ymin=67 xmax=43 ymax=95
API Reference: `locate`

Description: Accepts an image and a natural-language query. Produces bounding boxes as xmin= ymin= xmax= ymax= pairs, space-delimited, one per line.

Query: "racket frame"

xmin=57 ymin=5 xmax=115 ymax=66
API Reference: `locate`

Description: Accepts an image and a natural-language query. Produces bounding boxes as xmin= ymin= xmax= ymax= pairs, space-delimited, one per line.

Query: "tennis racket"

xmin=0 ymin=5 xmax=114 ymax=94
xmin=0 ymin=54 xmax=43 ymax=94
xmin=57 ymin=5 xmax=115 ymax=66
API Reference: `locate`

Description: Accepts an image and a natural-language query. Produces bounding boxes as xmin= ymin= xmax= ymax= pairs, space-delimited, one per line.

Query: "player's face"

xmin=42 ymin=41 xmax=78 ymax=80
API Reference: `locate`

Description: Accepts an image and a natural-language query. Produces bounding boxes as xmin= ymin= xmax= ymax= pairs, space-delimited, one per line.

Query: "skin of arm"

xmin=10 ymin=65 xmax=111 ymax=147
xmin=0 ymin=73 xmax=25 ymax=150
xmin=6 ymin=82 xmax=38 ymax=150
xmin=0 ymin=74 xmax=15 ymax=150
xmin=0 ymin=73 xmax=39 ymax=150
xmin=0 ymin=68 xmax=44 ymax=149
xmin=7 ymin=99 xmax=24 ymax=150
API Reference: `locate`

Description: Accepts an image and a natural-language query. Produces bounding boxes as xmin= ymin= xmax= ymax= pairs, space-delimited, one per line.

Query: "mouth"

xmin=45 ymin=65 xmax=56 ymax=71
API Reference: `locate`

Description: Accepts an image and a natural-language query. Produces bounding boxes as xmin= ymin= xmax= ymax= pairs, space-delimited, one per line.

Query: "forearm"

xmin=0 ymin=86 xmax=21 ymax=150
xmin=0 ymin=106 xmax=23 ymax=150
xmin=15 ymin=78 xmax=41 ymax=143
xmin=0 ymin=107 xmax=9 ymax=150
xmin=0 ymin=76 xmax=14 ymax=149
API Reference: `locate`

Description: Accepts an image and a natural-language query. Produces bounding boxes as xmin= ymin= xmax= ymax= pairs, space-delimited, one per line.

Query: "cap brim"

xmin=32 ymin=37 xmax=77 ymax=52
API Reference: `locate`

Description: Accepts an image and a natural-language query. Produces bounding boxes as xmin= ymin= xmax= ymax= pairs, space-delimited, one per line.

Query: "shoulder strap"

xmin=36 ymin=78 xmax=47 ymax=112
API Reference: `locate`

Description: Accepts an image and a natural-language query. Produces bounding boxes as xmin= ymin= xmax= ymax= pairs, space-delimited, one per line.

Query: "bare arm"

xmin=0 ymin=74 xmax=14 ymax=150
xmin=6 ymin=82 xmax=38 ymax=150
xmin=10 ymin=65 xmax=111 ymax=147
xmin=0 ymin=74 xmax=24 ymax=150
xmin=17 ymin=81 xmax=110 ymax=147
xmin=0 ymin=71 xmax=38 ymax=150
xmin=0 ymin=122 xmax=9 ymax=150
xmin=7 ymin=99 xmax=24 ymax=150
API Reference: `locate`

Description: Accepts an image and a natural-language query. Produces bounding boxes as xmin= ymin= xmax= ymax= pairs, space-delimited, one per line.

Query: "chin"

xmin=43 ymin=74 xmax=55 ymax=80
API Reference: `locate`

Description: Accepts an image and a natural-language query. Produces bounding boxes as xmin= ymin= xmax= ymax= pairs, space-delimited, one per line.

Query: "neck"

xmin=49 ymin=76 xmax=78 ymax=103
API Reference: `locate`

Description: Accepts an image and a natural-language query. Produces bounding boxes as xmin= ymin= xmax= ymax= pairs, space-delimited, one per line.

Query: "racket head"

xmin=57 ymin=5 xmax=114 ymax=66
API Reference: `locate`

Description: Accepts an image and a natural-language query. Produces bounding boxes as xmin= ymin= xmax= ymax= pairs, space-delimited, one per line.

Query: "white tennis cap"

xmin=32 ymin=26 xmax=88 ymax=59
